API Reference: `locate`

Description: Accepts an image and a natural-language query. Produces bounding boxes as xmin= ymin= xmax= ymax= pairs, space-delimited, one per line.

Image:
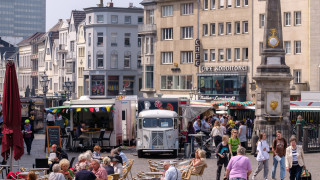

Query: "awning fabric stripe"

xmin=211 ymin=101 xmax=255 ymax=106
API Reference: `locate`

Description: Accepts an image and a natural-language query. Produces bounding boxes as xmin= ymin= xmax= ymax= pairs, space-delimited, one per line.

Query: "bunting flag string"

xmin=49 ymin=106 xmax=115 ymax=114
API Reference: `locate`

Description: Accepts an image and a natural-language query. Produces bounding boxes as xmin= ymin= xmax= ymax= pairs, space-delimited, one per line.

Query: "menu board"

xmin=46 ymin=126 xmax=61 ymax=151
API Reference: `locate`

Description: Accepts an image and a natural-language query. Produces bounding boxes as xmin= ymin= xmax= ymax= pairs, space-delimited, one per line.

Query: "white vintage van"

xmin=136 ymin=109 xmax=179 ymax=158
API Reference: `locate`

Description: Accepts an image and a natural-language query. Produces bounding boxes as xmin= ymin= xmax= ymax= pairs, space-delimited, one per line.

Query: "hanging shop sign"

xmin=202 ymin=95 xmax=236 ymax=101
xmin=195 ymin=39 xmax=200 ymax=67
xmin=201 ymin=65 xmax=248 ymax=72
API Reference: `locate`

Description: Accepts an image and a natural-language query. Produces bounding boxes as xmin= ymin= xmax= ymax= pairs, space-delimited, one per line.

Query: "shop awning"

xmin=211 ymin=101 xmax=255 ymax=106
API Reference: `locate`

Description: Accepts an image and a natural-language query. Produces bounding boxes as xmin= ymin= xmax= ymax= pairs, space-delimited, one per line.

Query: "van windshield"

xmin=143 ymin=118 xmax=173 ymax=128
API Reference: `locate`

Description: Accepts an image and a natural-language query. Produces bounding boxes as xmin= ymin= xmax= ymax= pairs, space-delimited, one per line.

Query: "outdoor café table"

xmin=29 ymin=168 xmax=50 ymax=175
xmin=84 ymin=130 xmax=100 ymax=146
xmin=0 ymin=165 xmax=19 ymax=175
xmin=18 ymin=171 xmax=40 ymax=179
xmin=145 ymin=172 xmax=164 ymax=176
xmin=188 ymin=133 xmax=206 ymax=152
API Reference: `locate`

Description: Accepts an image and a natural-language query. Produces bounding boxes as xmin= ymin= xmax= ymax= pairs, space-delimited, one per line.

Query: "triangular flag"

xmin=76 ymin=108 xmax=81 ymax=112
xmin=101 ymin=107 xmax=106 ymax=112
xmin=52 ymin=109 xmax=57 ymax=113
xmin=56 ymin=109 xmax=61 ymax=113
xmin=89 ymin=108 xmax=94 ymax=112
xmin=84 ymin=108 xmax=88 ymax=112
xmin=66 ymin=109 xmax=69 ymax=113
xmin=62 ymin=109 xmax=65 ymax=113
xmin=106 ymin=106 xmax=111 ymax=112
xmin=95 ymin=107 xmax=100 ymax=112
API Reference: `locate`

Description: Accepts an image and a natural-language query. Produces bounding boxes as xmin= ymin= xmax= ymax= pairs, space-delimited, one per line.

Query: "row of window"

xmin=161 ymin=48 xmax=249 ymax=64
xmin=87 ymin=51 xmax=141 ymax=69
xmin=163 ymin=0 xmax=249 ymax=17
xmin=161 ymin=75 xmax=193 ymax=90
xmin=259 ymin=41 xmax=302 ymax=55
xmin=88 ymin=14 xmax=143 ymax=24
xmin=88 ymin=32 xmax=137 ymax=47
xmin=162 ymin=21 xmax=248 ymax=40
xmin=259 ymin=11 xmax=302 ymax=28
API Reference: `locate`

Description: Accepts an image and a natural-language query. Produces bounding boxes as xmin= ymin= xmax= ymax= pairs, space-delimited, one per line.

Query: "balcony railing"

xmin=138 ymin=24 xmax=156 ymax=34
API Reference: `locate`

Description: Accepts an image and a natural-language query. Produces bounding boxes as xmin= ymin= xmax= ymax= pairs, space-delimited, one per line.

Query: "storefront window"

xmin=108 ymin=76 xmax=119 ymax=96
xmin=91 ymin=75 xmax=105 ymax=96
xmin=198 ymin=75 xmax=246 ymax=96
xmin=123 ymin=76 xmax=135 ymax=95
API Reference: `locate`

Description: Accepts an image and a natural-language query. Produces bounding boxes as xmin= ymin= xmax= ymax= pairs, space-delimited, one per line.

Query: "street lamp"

xmin=40 ymin=71 xmax=49 ymax=133
xmin=64 ymin=78 xmax=73 ymax=101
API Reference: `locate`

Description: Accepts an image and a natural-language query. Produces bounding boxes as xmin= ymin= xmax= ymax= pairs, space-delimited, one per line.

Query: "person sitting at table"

xmin=93 ymin=145 xmax=103 ymax=160
xmin=49 ymin=164 xmax=65 ymax=180
xmin=111 ymin=148 xmax=123 ymax=165
xmin=110 ymin=157 xmax=123 ymax=176
xmin=117 ymin=147 xmax=128 ymax=164
xmin=59 ymin=158 xmax=74 ymax=180
xmin=50 ymin=144 xmax=69 ymax=163
xmin=102 ymin=157 xmax=114 ymax=175
xmin=75 ymin=162 xmax=97 ymax=180
xmin=27 ymin=171 xmax=37 ymax=180
xmin=180 ymin=149 xmax=207 ymax=178
xmin=74 ymin=153 xmax=88 ymax=172
xmin=91 ymin=159 xmax=108 ymax=180
xmin=76 ymin=122 xmax=89 ymax=146
xmin=163 ymin=161 xmax=182 ymax=180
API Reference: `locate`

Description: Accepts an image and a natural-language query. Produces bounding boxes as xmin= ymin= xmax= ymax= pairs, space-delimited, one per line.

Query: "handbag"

xmin=301 ymin=169 xmax=312 ymax=180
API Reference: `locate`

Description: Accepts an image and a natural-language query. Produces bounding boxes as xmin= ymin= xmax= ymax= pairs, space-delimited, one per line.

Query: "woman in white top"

xmin=111 ymin=157 xmax=123 ymax=176
xmin=49 ymin=164 xmax=65 ymax=180
xmin=252 ymin=132 xmax=269 ymax=180
xmin=210 ymin=121 xmax=224 ymax=147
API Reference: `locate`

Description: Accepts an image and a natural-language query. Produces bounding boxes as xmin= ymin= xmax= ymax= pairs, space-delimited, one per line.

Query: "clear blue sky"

xmin=46 ymin=0 xmax=142 ymax=30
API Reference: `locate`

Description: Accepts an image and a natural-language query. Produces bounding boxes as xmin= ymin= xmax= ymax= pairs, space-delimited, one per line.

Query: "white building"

xmin=83 ymin=5 xmax=143 ymax=98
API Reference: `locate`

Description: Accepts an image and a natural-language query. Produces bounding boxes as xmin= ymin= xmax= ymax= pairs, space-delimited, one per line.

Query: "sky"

xmin=46 ymin=0 xmax=143 ymax=30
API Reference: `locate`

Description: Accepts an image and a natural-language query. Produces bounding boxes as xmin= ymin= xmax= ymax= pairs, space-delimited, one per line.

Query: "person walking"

xmin=252 ymin=132 xmax=269 ymax=180
xmin=224 ymin=147 xmax=252 ymax=180
xmin=271 ymin=130 xmax=287 ymax=180
xmin=23 ymin=119 xmax=34 ymax=155
xmin=229 ymin=129 xmax=241 ymax=158
xmin=238 ymin=121 xmax=247 ymax=148
xmin=46 ymin=112 xmax=55 ymax=126
xmin=210 ymin=121 xmax=224 ymax=148
xmin=216 ymin=135 xmax=229 ymax=180
xmin=285 ymin=136 xmax=305 ymax=180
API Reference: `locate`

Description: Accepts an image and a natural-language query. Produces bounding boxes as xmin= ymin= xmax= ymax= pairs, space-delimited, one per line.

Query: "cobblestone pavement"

xmin=2 ymin=134 xmax=319 ymax=180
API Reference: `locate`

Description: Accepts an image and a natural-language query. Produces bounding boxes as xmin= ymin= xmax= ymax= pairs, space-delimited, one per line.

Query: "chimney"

xmin=98 ymin=0 xmax=103 ymax=7
xmin=129 ymin=2 xmax=133 ymax=8
xmin=107 ymin=1 xmax=113 ymax=7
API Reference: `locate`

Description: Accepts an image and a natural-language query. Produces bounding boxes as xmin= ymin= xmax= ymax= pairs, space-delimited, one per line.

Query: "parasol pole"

xmin=10 ymin=146 xmax=13 ymax=173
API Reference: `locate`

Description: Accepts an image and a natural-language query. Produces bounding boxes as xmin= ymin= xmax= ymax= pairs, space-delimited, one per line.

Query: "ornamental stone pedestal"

xmin=252 ymin=0 xmax=293 ymax=145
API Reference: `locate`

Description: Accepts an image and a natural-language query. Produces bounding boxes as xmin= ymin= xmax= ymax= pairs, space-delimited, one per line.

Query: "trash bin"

xmin=184 ymin=143 xmax=191 ymax=158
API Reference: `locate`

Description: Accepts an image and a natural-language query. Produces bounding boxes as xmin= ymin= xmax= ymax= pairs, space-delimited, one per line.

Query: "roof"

xmin=72 ymin=10 xmax=86 ymax=30
xmin=17 ymin=32 xmax=45 ymax=46
xmin=48 ymin=20 xmax=63 ymax=32
xmin=139 ymin=109 xmax=178 ymax=118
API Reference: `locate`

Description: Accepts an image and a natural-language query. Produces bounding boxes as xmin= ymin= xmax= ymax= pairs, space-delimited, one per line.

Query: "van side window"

xmin=139 ymin=119 xmax=142 ymax=129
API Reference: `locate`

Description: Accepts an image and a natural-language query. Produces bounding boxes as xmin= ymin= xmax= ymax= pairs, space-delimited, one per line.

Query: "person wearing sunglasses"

xmin=229 ymin=129 xmax=241 ymax=158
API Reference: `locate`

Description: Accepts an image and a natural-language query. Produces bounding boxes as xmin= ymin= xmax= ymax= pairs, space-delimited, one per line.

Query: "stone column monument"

xmin=253 ymin=0 xmax=293 ymax=142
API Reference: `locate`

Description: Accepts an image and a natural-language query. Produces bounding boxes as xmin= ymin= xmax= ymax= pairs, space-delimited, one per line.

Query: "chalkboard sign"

xmin=46 ymin=126 xmax=61 ymax=152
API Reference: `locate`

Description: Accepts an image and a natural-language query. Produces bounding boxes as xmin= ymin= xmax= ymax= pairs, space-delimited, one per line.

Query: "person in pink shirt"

xmin=224 ymin=147 xmax=252 ymax=180
xmin=91 ymin=159 xmax=108 ymax=180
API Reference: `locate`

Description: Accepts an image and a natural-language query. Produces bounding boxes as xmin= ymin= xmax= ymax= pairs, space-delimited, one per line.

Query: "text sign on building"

xmin=195 ymin=39 xmax=200 ymax=67
xmin=201 ymin=66 xmax=248 ymax=72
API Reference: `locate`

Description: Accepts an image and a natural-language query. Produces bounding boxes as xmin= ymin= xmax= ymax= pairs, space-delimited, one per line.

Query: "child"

xmin=92 ymin=145 xmax=103 ymax=160
xmin=252 ymin=132 xmax=269 ymax=180
xmin=228 ymin=129 xmax=240 ymax=158
xmin=216 ymin=135 xmax=229 ymax=180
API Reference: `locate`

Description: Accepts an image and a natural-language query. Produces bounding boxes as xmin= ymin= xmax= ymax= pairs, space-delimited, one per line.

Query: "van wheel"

xmin=137 ymin=150 xmax=144 ymax=158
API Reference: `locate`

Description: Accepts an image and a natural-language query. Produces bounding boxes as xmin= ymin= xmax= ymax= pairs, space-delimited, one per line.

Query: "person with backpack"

xmin=228 ymin=129 xmax=241 ymax=158
xmin=272 ymin=130 xmax=287 ymax=180
xmin=216 ymin=135 xmax=230 ymax=180
xmin=252 ymin=132 xmax=269 ymax=180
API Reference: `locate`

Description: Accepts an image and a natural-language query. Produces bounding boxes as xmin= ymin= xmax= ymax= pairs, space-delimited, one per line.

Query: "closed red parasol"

xmin=1 ymin=61 xmax=24 ymax=161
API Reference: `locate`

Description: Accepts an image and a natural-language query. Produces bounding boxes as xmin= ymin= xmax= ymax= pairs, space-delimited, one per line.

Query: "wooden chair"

xmin=181 ymin=168 xmax=192 ymax=180
xmin=110 ymin=174 xmax=120 ymax=180
xmin=120 ymin=169 xmax=129 ymax=180
xmin=191 ymin=164 xmax=206 ymax=180
xmin=107 ymin=175 xmax=113 ymax=180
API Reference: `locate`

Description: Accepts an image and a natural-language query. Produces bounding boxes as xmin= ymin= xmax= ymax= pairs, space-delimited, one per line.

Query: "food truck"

xmin=136 ymin=109 xmax=179 ymax=158
xmin=48 ymin=96 xmax=137 ymax=148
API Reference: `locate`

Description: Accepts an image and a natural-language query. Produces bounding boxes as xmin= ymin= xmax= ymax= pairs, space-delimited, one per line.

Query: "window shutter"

xmin=220 ymin=0 xmax=224 ymax=6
